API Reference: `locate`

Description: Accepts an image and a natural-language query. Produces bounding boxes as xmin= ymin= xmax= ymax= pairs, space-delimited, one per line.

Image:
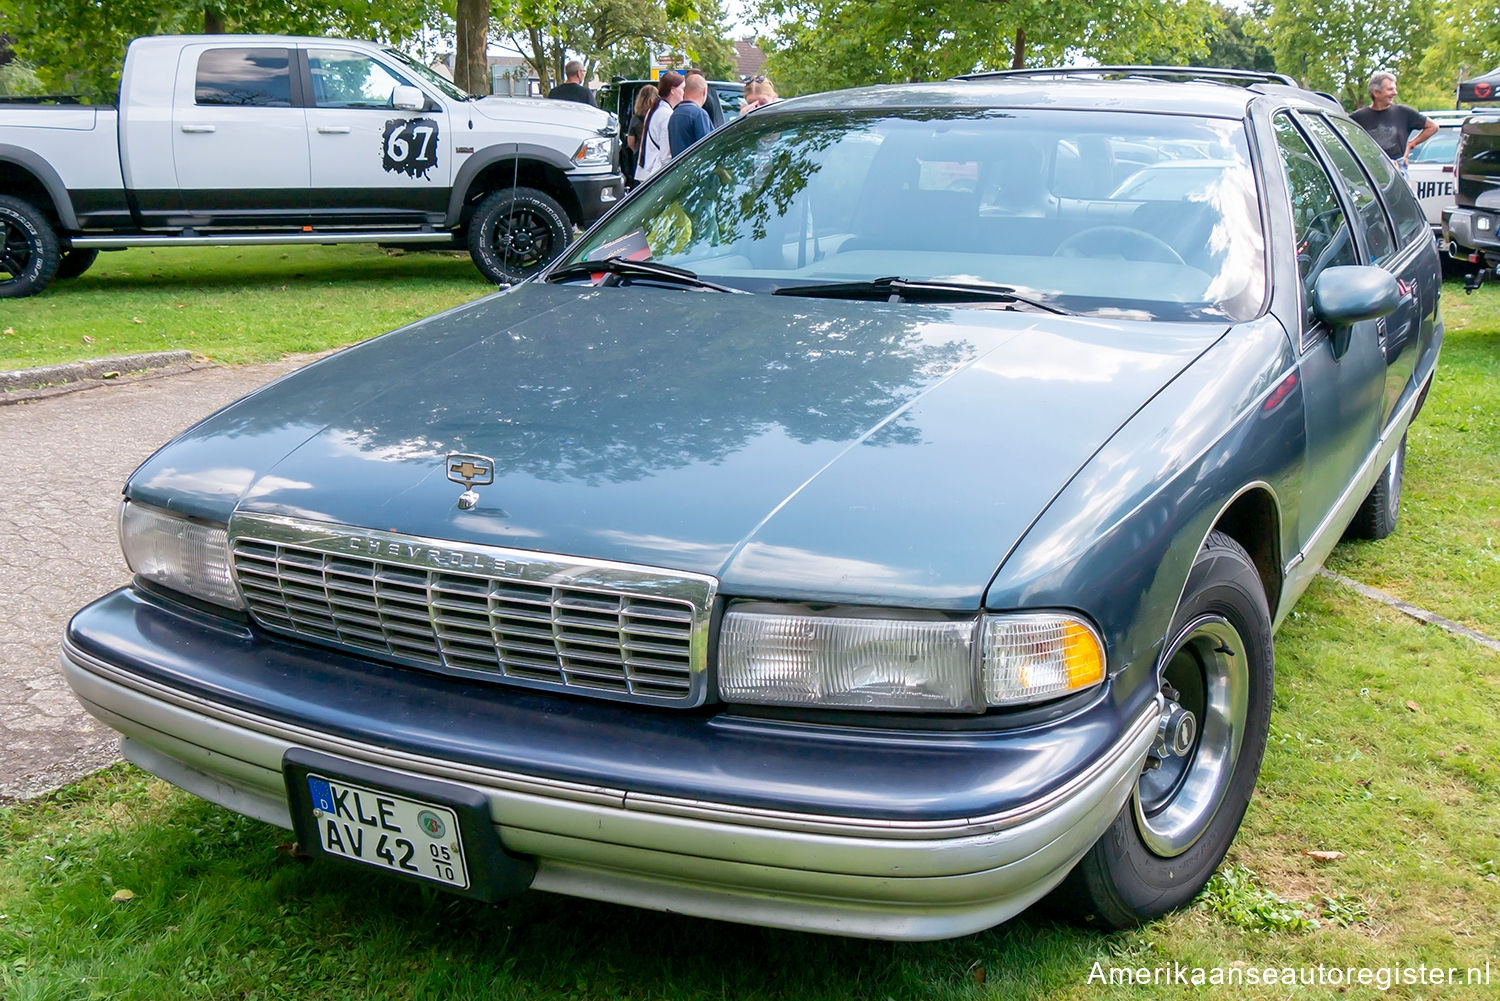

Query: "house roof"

xmin=733 ymin=39 xmax=765 ymax=80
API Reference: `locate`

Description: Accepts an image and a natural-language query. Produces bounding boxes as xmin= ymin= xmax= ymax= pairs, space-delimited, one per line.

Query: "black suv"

xmin=1442 ymin=111 xmax=1500 ymax=282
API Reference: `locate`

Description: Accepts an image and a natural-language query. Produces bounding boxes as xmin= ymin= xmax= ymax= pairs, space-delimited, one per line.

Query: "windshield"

xmin=384 ymin=47 xmax=471 ymax=103
xmin=563 ymin=107 xmax=1267 ymax=321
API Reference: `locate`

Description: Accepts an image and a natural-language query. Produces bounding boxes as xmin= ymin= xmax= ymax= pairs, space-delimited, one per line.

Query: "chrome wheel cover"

xmin=1134 ymin=614 xmax=1249 ymax=858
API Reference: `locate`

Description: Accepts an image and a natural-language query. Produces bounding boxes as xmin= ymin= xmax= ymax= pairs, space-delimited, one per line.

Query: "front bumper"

xmin=567 ymin=172 xmax=623 ymax=225
xmin=62 ymin=587 xmax=1158 ymax=940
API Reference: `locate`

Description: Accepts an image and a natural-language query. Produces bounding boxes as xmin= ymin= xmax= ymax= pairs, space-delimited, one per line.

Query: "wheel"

xmin=467 ymin=187 xmax=572 ymax=285
xmin=1053 ymin=226 xmax=1186 ymax=265
xmin=55 ymin=248 xmax=100 ymax=280
xmin=0 ymin=194 xmax=61 ymax=298
xmin=1344 ymin=432 xmax=1406 ymax=541
xmin=1050 ymin=531 xmax=1273 ymax=929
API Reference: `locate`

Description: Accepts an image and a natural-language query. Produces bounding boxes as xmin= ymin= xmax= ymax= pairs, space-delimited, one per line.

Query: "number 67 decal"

xmin=383 ymin=117 xmax=440 ymax=179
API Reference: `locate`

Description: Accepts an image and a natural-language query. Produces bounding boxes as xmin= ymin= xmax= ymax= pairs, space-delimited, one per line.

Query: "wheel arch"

xmin=0 ymin=146 xmax=79 ymax=231
xmin=1204 ymin=483 xmax=1284 ymax=619
xmin=447 ymin=149 xmax=580 ymax=230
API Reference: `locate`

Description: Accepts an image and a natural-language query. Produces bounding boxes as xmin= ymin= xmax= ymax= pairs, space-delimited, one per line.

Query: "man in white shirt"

xmin=636 ymin=72 xmax=683 ymax=182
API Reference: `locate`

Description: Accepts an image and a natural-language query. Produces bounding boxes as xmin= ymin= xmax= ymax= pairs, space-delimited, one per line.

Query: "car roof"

xmin=760 ymin=78 xmax=1332 ymax=120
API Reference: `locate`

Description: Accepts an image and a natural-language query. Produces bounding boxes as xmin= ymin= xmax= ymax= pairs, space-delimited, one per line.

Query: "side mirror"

xmin=391 ymin=85 xmax=425 ymax=111
xmin=1311 ymin=265 xmax=1399 ymax=359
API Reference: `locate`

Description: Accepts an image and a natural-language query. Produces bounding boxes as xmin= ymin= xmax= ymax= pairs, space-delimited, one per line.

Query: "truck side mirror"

xmin=392 ymin=86 xmax=425 ymax=111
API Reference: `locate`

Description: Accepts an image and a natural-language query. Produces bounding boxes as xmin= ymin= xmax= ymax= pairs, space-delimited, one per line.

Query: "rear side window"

xmin=196 ymin=48 xmax=292 ymax=107
xmin=1300 ymin=114 xmax=1397 ymax=265
xmin=1331 ymin=116 xmax=1431 ymax=247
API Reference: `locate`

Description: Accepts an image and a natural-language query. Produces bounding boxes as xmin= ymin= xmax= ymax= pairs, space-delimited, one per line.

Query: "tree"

xmin=1407 ymin=0 xmax=1500 ymax=109
xmin=455 ymin=0 xmax=490 ymax=94
xmin=1203 ymin=6 xmax=1276 ymax=73
xmin=6 ymin=0 xmax=444 ymax=103
xmin=752 ymin=0 xmax=1217 ymax=96
xmin=1264 ymin=0 xmax=1430 ymax=107
xmin=492 ymin=0 xmax=726 ymax=92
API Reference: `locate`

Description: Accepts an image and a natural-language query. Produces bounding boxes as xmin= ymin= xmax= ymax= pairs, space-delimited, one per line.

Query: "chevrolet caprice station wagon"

xmin=63 ymin=67 xmax=1441 ymax=940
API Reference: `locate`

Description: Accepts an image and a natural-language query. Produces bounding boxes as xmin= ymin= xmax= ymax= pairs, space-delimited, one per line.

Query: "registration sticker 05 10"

xmin=305 ymin=774 xmax=469 ymax=889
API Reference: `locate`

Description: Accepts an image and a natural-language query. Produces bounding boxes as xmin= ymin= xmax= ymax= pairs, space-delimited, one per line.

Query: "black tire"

xmin=55 ymin=247 xmax=100 ymax=280
xmin=1344 ymin=433 xmax=1406 ymax=541
xmin=466 ymin=186 xmax=572 ymax=285
xmin=0 ymin=194 xmax=61 ymax=298
xmin=1050 ymin=531 xmax=1274 ymax=929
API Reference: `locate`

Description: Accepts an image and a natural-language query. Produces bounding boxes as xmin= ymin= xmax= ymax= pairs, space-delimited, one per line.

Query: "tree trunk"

xmin=204 ymin=7 xmax=225 ymax=33
xmin=455 ymin=0 xmax=489 ymax=96
xmin=1011 ymin=27 xmax=1025 ymax=70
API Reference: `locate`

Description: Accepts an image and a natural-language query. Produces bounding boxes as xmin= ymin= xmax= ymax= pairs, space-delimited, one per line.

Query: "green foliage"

xmin=1204 ymin=5 xmax=1277 ymax=72
xmin=493 ymin=0 xmax=730 ymax=92
xmin=5 ymin=0 xmax=445 ymax=104
xmin=0 ymin=59 xmax=45 ymax=97
xmin=1197 ymin=864 xmax=1319 ymax=932
xmin=1408 ymin=0 xmax=1500 ymax=109
xmin=1265 ymin=0 xmax=1431 ymax=107
xmin=753 ymin=0 xmax=1218 ymax=96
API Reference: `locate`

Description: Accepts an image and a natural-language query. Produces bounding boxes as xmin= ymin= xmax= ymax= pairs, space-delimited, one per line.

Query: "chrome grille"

xmin=228 ymin=514 xmax=715 ymax=707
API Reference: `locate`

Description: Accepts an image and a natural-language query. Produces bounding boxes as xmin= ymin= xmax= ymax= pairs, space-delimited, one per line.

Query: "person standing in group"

xmin=1351 ymin=70 xmax=1437 ymax=173
xmin=636 ymin=71 xmax=682 ymax=182
xmin=743 ymin=75 xmax=780 ymax=111
xmin=622 ymin=83 xmax=657 ymax=189
xmin=547 ymin=59 xmax=594 ymax=105
xmin=684 ymin=68 xmax=724 ymax=128
xmin=668 ymin=73 xmax=713 ymax=157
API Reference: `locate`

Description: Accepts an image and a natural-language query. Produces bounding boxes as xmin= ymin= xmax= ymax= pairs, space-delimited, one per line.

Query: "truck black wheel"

xmin=1343 ymin=433 xmax=1405 ymax=541
xmin=0 ymin=195 xmax=61 ymax=298
xmin=1049 ymin=531 xmax=1274 ymax=929
xmin=56 ymin=248 xmax=101 ymax=280
xmin=467 ymin=187 xmax=572 ymax=286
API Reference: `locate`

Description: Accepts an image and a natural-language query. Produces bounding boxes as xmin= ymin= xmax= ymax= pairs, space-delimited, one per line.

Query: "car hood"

xmin=128 ymin=283 xmax=1225 ymax=608
xmin=470 ymin=95 xmax=611 ymax=130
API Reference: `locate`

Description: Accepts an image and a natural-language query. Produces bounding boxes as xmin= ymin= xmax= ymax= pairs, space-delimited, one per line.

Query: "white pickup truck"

xmin=0 ymin=35 xmax=621 ymax=297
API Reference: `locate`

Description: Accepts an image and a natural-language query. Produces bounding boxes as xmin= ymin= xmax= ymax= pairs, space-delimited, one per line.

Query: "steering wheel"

xmin=1053 ymin=226 xmax=1186 ymax=265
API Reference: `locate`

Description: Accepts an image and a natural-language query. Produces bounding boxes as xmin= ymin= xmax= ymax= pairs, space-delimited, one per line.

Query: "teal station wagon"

xmin=63 ymin=67 xmax=1441 ymax=939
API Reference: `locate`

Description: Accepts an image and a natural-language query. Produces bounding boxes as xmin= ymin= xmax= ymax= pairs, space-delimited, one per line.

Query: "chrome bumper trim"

xmin=62 ymin=638 xmax=1159 ymax=939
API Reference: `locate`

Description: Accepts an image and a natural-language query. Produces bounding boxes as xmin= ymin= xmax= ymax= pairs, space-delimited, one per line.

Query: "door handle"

xmin=179 ymin=124 xmax=216 ymax=133
xmin=317 ymin=126 xmax=352 ymax=135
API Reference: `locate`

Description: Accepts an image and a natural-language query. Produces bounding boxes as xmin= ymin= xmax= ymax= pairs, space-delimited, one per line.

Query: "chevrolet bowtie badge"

xmin=446 ymin=453 xmax=495 ymax=510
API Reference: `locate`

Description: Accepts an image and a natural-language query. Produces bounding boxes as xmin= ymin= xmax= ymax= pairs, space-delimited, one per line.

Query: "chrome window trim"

xmin=226 ymin=512 xmax=718 ymax=708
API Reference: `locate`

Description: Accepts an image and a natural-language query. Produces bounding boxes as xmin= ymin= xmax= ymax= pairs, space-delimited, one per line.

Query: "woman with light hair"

xmin=743 ymin=75 xmax=780 ymax=111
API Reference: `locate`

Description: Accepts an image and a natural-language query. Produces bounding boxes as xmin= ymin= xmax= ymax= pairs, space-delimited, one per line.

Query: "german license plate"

xmin=303 ymin=773 xmax=470 ymax=888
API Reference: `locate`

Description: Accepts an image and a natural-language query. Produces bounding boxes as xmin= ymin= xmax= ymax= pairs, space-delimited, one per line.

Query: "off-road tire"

xmin=0 ymin=194 xmax=61 ymax=298
xmin=1049 ymin=531 xmax=1274 ymax=929
xmin=1344 ymin=433 xmax=1406 ymax=541
xmin=467 ymin=186 xmax=572 ymax=286
xmin=55 ymin=248 xmax=101 ymax=280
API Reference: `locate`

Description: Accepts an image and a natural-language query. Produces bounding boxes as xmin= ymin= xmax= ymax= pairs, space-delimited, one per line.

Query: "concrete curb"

xmin=0 ymin=350 xmax=196 ymax=394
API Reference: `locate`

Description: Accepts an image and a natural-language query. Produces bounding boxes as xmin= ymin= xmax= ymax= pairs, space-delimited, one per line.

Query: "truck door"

xmin=301 ymin=46 xmax=452 ymax=228
xmin=169 ymin=44 xmax=311 ymax=227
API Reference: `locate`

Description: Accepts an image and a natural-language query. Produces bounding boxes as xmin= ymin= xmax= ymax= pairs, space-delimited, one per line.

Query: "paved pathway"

xmin=0 ymin=358 xmax=313 ymax=801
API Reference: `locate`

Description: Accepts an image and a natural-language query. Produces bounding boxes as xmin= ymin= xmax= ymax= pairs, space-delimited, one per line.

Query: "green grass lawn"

xmin=0 ymin=245 xmax=494 ymax=370
xmin=2 ymin=279 xmax=1498 ymax=1000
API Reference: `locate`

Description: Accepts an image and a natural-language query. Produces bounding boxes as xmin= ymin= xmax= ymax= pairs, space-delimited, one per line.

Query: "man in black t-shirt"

xmin=1351 ymin=70 xmax=1437 ymax=169
xmin=547 ymin=60 xmax=594 ymax=106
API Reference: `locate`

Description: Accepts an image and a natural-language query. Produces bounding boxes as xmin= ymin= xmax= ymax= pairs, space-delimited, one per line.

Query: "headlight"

xmin=718 ymin=606 xmax=1105 ymax=712
xmin=573 ymin=136 xmax=612 ymax=166
xmin=119 ymin=500 xmax=242 ymax=609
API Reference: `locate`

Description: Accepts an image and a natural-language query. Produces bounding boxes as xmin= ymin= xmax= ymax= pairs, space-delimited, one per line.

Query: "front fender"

xmin=983 ymin=316 xmax=1300 ymax=718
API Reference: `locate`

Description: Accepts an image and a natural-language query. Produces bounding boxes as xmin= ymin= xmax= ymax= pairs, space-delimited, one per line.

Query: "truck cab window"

xmin=195 ymin=48 xmax=292 ymax=107
xmin=308 ymin=50 xmax=411 ymax=109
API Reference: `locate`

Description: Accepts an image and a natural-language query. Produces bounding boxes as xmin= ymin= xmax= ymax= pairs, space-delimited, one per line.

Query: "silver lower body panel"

xmin=62 ymin=639 xmax=1157 ymax=940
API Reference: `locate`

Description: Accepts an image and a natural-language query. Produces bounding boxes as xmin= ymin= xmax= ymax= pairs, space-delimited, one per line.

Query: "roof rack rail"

xmin=953 ymin=66 xmax=1299 ymax=88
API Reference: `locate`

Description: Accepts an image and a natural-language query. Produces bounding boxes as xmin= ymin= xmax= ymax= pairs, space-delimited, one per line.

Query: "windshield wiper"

xmin=546 ymin=257 xmax=748 ymax=294
xmin=772 ymin=276 xmax=1074 ymax=314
